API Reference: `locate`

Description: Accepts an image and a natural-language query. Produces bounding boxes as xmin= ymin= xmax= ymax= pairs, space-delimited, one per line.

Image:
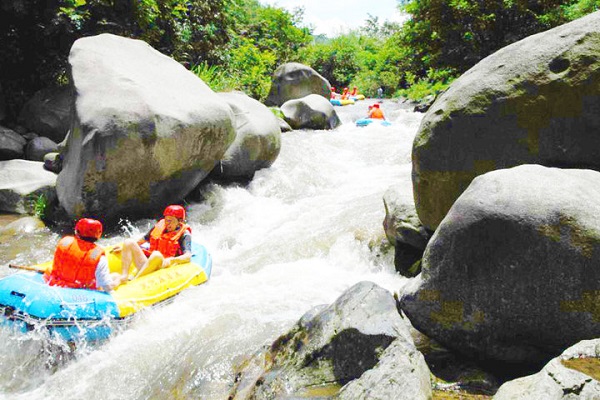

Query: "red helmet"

xmin=373 ymin=103 xmax=380 ymax=108
xmin=331 ymin=87 xmax=335 ymax=91
xmin=164 ymin=205 xmax=186 ymax=220
xmin=75 ymin=218 xmax=103 ymax=239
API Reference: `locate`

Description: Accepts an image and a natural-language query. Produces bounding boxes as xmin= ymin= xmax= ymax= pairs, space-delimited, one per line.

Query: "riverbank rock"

xmin=211 ymin=91 xmax=281 ymax=182
xmin=494 ymin=339 xmax=600 ymax=399
xmin=229 ymin=281 xmax=429 ymax=399
xmin=400 ymin=165 xmax=600 ymax=365
xmin=412 ymin=11 xmax=600 ymax=231
xmin=383 ymin=185 xmax=430 ymax=277
xmin=0 ymin=160 xmax=57 ymax=214
xmin=265 ymin=63 xmax=331 ymax=107
xmin=25 ymin=136 xmax=58 ymax=162
xmin=57 ymin=33 xmax=235 ymax=223
xmin=18 ymin=86 xmax=71 ymax=143
xmin=281 ymin=94 xmax=341 ymax=130
xmin=0 ymin=126 xmax=26 ymax=160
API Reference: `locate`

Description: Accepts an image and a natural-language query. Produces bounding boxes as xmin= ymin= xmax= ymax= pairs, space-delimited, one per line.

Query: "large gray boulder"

xmin=229 ymin=281 xmax=427 ymax=399
xmin=0 ymin=126 xmax=26 ymax=160
xmin=265 ymin=62 xmax=331 ymax=107
xmin=0 ymin=160 xmax=57 ymax=214
xmin=281 ymin=94 xmax=341 ymax=130
xmin=494 ymin=339 xmax=600 ymax=399
xmin=18 ymin=86 xmax=72 ymax=143
xmin=57 ymin=34 xmax=235 ymax=222
xmin=412 ymin=11 xmax=600 ymax=231
xmin=401 ymin=165 xmax=600 ymax=364
xmin=212 ymin=91 xmax=281 ymax=181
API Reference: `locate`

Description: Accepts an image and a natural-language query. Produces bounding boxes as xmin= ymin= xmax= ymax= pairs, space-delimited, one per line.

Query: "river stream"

xmin=0 ymin=100 xmax=423 ymax=399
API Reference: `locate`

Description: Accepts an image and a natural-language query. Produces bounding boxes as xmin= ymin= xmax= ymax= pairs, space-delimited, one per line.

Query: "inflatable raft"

xmin=355 ymin=118 xmax=392 ymax=127
xmin=351 ymin=94 xmax=365 ymax=101
xmin=0 ymin=241 xmax=211 ymax=342
xmin=330 ymin=98 xmax=355 ymax=106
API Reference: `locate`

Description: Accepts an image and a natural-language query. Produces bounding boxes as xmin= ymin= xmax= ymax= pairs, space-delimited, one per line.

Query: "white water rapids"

xmin=0 ymin=102 xmax=423 ymax=399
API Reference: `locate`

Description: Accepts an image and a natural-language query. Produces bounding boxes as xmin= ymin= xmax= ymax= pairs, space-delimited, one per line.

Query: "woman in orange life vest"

xmin=45 ymin=218 xmax=121 ymax=291
xmin=112 ymin=205 xmax=192 ymax=281
xmin=350 ymin=86 xmax=358 ymax=96
xmin=368 ymin=103 xmax=386 ymax=120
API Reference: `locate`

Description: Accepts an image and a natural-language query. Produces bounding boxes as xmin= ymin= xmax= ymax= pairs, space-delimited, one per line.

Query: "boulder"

xmin=0 ymin=126 xmax=26 ymax=160
xmin=265 ymin=62 xmax=331 ymax=107
xmin=18 ymin=86 xmax=72 ymax=143
xmin=57 ymin=34 xmax=235 ymax=222
xmin=494 ymin=339 xmax=600 ymax=399
xmin=0 ymin=160 xmax=57 ymax=214
xmin=401 ymin=165 xmax=600 ymax=364
xmin=412 ymin=11 xmax=600 ymax=230
xmin=212 ymin=91 xmax=281 ymax=181
xmin=383 ymin=185 xmax=430 ymax=277
xmin=25 ymin=136 xmax=58 ymax=161
xmin=229 ymin=281 xmax=426 ymax=399
xmin=336 ymin=337 xmax=432 ymax=400
xmin=0 ymin=216 xmax=46 ymax=235
xmin=281 ymin=94 xmax=341 ymax=130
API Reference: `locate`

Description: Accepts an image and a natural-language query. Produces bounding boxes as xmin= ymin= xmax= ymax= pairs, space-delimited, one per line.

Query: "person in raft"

xmin=350 ymin=86 xmax=359 ymax=96
xmin=113 ymin=205 xmax=192 ymax=281
xmin=368 ymin=103 xmax=386 ymax=120
xmin=341 ymin=87 xmax=350 ymax=100
xmin=45 ymin=218 xmax=121 ymax=292
xmin=330 ymin=87 xmax=340 ymax=99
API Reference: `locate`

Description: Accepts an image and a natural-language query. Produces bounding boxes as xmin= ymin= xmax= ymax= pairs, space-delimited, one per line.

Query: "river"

xmin=0 ymin=100 xmax=423 ymax=399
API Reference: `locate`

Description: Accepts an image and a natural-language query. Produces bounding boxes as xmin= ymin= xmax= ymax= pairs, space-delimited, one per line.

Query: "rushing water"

xmin=0 ymin=101 xmax=423 ymax=400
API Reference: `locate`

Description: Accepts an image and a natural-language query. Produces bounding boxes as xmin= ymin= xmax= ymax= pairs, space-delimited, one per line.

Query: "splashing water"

xmin=0 ymin=102 xmax=423 ymax=399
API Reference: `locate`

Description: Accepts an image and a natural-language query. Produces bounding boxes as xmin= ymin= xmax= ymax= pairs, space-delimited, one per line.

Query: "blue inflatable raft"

xmin=355 ymin=118 xmax=392 ymax=127
xmin=0 ymin=241 xmax=211 ymax=342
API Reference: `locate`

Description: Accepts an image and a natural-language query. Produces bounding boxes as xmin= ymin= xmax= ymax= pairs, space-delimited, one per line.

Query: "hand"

xmin=161 ymin=257 xmax=172 ymax=269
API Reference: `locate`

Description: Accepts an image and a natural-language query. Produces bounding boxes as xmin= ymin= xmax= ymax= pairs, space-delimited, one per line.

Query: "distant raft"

xmin=0 ymin=241 xmax=212 ymax=342
xmin=355 ymin=118 xmax=392 ymax=127
xmin=351 ymin=94 xmax=365 ymax=101
xmin=330 ymin=98 xmax=355 ymax=106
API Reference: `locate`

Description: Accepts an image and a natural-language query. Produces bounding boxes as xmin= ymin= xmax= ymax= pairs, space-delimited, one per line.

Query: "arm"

xmin=95 ymin=256 xmax=119 ymax=292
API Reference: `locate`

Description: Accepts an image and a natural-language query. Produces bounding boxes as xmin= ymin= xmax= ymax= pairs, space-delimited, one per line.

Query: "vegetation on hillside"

xmin=1 ymin=0 xmax=599 ymax=124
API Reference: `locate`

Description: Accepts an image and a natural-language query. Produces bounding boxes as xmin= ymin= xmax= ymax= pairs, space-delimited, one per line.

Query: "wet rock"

xmin=281 ymin=94 xmax=341 ymax=130
xmin=401 ymin=165 xmax=600 ymax=364
xmin=43 ymin=152 xmax=62 ymax=173
xmin=412 ymin=11 xmax=600 ymax=230
xmin=494 ymin=339 xmax=600 ymax=399
xmin=383 ymin=185 xmax=430 ymax=277
xmin=18 ymin=86 xmax=72 ymax=142
xmin=229 ymin=281 xmax=428 ymax=399
xmin=0 ymin=126 xmax=26 ymax=160
xmin=25 ymin=136 xmax=58 ymax=161
xmin=211 ymin=91 xmax=281 ymax=182
xmin=265 ymin=62 xmax=331 ymax=107
xmin=0 ymin=216 xmax=46 ymax=235
xmin=57 ymin=33 xmax=235 ymax=223
xmin=0 ymin=160 xmax=57 ymax=214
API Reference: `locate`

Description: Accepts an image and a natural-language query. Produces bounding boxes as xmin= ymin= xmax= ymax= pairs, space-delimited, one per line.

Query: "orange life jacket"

xmin=148 ymin=219 xmax=191 ymax=258
xmin=45 ymin=236 xmax=104 ymax=289
xmin=369 ymin=109 xmax=385 ymax=119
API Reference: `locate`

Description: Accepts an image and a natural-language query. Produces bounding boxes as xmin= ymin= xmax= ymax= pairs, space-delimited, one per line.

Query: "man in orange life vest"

xmin=368 ymin=103 xmax=386 ymax=120
xmin=113 ymin=205 xmax=192 ymax=281
xmin=45 ymin=218 xmax=121 ymax=291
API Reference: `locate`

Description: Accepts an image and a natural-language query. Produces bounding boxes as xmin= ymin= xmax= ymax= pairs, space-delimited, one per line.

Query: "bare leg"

xmin=120 ymin=239 xmax=148 ymax=280
xmin=134 ymin=251 xmax=165 ymax=279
